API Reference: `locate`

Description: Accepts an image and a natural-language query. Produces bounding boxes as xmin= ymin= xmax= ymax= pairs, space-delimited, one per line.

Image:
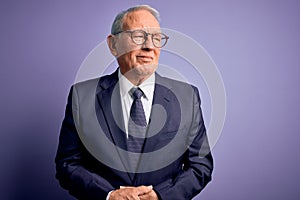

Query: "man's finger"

xmin=136 ymin=185 xmax=153 ymax=195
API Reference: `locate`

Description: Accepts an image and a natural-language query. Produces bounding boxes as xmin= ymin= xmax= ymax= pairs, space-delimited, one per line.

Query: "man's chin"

xmin=123 ymin=64 xmax=157 ymax=84
xmin=133 ymin=64 xmax=157 ymax=75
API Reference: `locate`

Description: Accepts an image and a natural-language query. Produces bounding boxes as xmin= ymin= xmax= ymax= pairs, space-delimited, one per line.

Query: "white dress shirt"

xmin=118 ymin=69 xmax=155 ymax=136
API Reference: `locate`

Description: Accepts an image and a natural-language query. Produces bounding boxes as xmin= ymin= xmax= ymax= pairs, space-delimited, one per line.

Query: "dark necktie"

xmin=127 ymin=87 xmax=147 ymax=172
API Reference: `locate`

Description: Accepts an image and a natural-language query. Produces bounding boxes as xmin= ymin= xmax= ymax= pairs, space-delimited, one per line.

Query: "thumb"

xmin=137 ymin=185 xmax=153 ymax=195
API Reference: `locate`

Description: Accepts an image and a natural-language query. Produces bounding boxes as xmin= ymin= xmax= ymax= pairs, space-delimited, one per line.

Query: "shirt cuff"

xmin=106 ymin=190 xmax=113 ymax=200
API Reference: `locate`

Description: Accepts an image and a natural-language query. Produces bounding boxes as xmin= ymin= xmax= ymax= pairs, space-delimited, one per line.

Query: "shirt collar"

xmin=118 ymin=69 xmax=155 ymax=100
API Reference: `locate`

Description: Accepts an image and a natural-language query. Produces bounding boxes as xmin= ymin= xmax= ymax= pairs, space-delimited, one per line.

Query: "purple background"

xmin=1 ymin=0 xmax=300 ymax=199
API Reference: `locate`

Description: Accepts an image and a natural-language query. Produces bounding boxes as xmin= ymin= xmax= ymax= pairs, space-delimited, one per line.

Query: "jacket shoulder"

xmin=156 ymin=74 xmax=198 ymax=93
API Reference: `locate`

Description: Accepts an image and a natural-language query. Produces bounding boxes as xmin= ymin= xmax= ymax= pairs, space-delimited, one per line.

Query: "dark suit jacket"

xmin=55 ymin=69 xmax=213 ymax=200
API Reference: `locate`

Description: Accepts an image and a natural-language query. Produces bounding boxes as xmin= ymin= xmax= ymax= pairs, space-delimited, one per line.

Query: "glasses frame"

xmin=115 ymin=29 xmax=169 ymax=48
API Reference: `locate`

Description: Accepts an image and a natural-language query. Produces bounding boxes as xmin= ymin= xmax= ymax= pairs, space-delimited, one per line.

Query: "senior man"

xmin=55 ymin=5 xmax=213 ymax=200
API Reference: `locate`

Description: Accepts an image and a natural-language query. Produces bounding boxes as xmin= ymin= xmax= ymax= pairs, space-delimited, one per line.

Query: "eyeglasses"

xmin=115 ymin=29 xmax=169 ymax=48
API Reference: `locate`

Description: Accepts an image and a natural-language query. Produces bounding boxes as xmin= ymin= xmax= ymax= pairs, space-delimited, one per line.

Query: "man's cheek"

xmin=130 ymin=54 xmax=138 ymax=66
xmin=119 ymin=45 xmax=140 ymax=57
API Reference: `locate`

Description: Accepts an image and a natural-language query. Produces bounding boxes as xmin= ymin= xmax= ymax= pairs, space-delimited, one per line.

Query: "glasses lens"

xmin=154 ymin=33 xmax=168 ymax=48
xmin=131 ymin=30 xmax=145 ymax=45
xmin=152 ymin=34 xmax=162 ymax=47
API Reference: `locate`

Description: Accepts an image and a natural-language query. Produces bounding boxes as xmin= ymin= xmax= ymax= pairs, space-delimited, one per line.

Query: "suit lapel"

xmin=142 ymin=79 xmax=172 ymax=153
xmin=96 ymin=70 xmax=127 ymax=150
xmin=135 ymin=75 xmax=176 ymax=180
xmin=96 ymin=70 xmax=136 ymax=182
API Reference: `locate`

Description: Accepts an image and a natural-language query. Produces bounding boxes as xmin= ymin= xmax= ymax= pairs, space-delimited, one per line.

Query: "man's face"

xmin=114 ymin=10 xmax=161 ymax=82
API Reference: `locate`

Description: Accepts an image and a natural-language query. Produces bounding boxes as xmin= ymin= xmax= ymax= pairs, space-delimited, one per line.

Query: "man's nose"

xmin=142 ymin=35 xmax=154 ymax=49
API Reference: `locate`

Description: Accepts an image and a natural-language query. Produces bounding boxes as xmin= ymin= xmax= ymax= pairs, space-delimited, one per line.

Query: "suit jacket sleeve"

xmin=154 ymin=86 xmax=214 ymax=200
xmin=55 ymin=86 xmax=114 ymax=200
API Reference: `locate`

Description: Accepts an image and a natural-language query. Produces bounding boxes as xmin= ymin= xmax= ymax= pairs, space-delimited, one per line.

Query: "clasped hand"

xmin=109 ymin=185 xmax=158 ymax=200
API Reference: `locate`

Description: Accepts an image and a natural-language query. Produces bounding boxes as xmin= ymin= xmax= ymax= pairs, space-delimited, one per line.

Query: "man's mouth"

xmin=136 ymin=55 xmax=153 ymax=62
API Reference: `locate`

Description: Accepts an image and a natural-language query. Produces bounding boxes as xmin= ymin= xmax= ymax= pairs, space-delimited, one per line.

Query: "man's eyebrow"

xmin=132 ymin=28 xmax=162 ymax=33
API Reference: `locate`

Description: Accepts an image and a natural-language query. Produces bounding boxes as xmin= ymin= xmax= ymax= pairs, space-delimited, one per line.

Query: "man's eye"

xmin=153 ymin=37 xmax=161 ymax=42
xmin=133 ymin=35 xmax=144 ymax=39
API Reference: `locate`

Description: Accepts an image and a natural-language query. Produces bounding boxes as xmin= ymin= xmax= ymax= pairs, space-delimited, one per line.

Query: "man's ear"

xmin=107 ymin=35 xmax=118 ymax=56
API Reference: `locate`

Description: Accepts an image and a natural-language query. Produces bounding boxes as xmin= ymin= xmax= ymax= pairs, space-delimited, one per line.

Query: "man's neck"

xmin=121 ymin=71 xmax=153 ymax=86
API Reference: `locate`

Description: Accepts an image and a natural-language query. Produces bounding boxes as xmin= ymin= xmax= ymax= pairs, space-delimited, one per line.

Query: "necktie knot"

xmin=131 ymin=87 xmax=144 ymax=100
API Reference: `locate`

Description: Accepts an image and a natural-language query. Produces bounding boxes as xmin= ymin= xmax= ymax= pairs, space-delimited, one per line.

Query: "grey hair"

xmin=111 ymin=5 xmax=160 ymax=35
